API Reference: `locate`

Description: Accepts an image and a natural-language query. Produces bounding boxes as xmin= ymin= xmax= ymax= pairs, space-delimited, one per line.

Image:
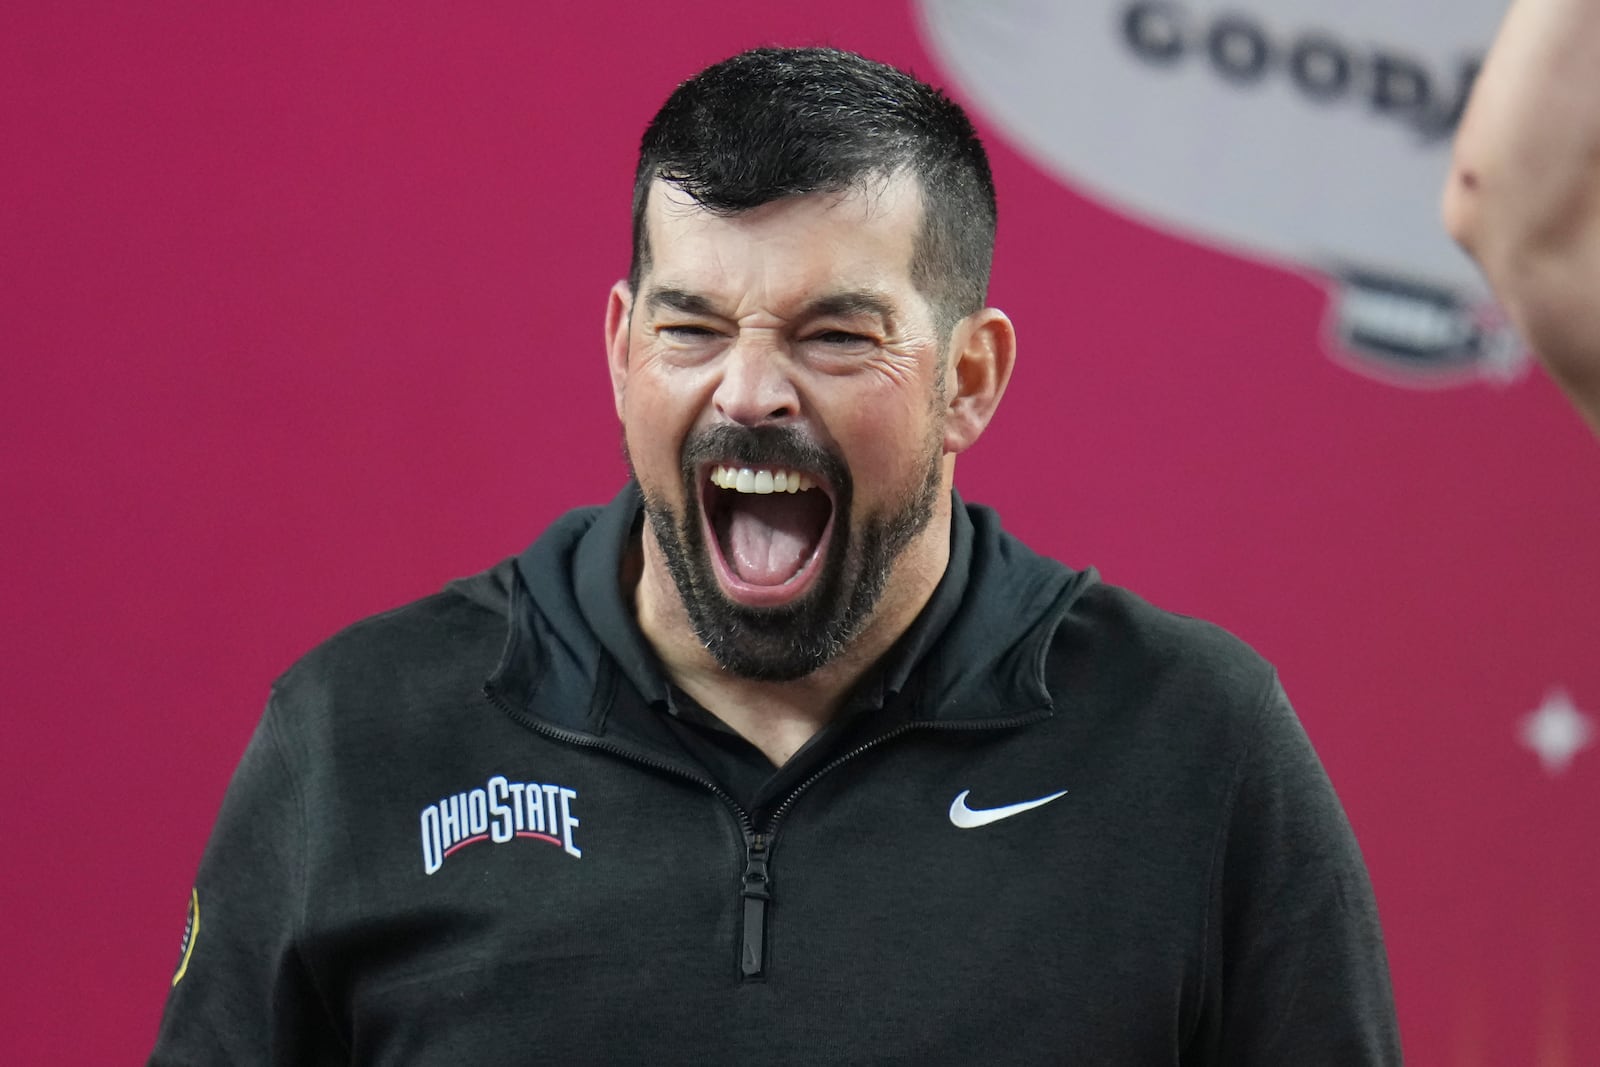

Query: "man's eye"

xmin=658 ymin=325 xmax=718 ymax=341
xmin=811 ymin=331 xmax=874 ymax=346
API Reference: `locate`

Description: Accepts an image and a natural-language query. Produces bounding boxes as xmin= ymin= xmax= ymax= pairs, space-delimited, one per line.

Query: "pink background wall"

xmin=4 ymin=4 xmax=1597 ymax=1062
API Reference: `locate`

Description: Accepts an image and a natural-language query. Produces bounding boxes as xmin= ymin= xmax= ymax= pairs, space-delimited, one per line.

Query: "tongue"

xmin=723 ymin=491 xmax=829 ymax=586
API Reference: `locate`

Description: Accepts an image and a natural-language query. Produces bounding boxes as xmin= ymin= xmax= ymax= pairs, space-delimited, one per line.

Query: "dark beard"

xmin=635 ymin=423 xmax=943 ymax=681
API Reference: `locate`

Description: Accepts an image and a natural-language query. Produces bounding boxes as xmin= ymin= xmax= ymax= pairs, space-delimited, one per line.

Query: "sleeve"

xmin=148 ymin=699 xmax=346 ymax=1066
xmin=1205 ymin=675 xmax=1403 ymax=1066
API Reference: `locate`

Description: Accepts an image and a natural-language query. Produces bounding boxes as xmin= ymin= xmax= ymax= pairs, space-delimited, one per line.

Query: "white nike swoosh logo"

xmin=948 ymin=788 xmax=1069 ymax=829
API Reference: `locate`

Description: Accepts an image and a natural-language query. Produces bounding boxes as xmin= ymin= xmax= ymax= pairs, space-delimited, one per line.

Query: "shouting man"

xmin=151 ymin=48 xmax=1399 ymax=1065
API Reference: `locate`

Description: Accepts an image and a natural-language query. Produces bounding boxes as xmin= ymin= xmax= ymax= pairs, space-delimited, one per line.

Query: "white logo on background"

xmin=948 ymin=788 xmax=1068 ymax=829
xmin=1520 ymin=689 xmax=1594 ymax=776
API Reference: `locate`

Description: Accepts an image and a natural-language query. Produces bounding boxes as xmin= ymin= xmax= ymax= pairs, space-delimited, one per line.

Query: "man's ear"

xmin=943 ymin=308 xmax=1016 ymax=455
xmin=604 ymin=280 xmax=633 ymax=421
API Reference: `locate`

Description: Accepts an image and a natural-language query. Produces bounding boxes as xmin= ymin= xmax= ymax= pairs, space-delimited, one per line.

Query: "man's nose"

xmin=712 ymin=338 xmax=800 ymax=426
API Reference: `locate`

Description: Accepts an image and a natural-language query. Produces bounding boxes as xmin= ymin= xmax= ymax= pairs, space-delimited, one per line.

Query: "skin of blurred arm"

xmin=1444 ymin=0 xmax=1600 ymax=435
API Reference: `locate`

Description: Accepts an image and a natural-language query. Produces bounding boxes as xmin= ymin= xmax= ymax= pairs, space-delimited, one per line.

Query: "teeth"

xmin=710 ymin=465 xmax=818 ymax=494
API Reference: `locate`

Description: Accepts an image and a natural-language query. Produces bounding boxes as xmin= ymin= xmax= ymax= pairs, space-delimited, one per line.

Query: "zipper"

xmin=487 ymin=682 xmax=1048 ymax=980
xmin=739 ymin=833 xmax=771 ymax=977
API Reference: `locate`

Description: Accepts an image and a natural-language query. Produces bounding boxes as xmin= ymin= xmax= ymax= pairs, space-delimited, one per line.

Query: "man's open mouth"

xmin=699 ymin=462 xmax=836 ymax=607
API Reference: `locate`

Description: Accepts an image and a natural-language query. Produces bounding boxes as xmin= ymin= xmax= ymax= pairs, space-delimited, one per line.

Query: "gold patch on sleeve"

xmin=171 ymin=888 xmax=200 ymax=987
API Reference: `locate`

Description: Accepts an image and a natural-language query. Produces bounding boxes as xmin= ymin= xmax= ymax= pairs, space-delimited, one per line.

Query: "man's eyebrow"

xmin=641 ymin=286 xmax=897 ymax=324
xmin=804 ymin=291 xmax=896 ymax=323
xmin=643 ymin=287 xmax=719 ymax=317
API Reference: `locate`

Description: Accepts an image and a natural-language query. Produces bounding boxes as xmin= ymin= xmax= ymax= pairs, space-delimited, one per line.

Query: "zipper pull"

xmin=740 ymin=833 xmax=771 ymax=978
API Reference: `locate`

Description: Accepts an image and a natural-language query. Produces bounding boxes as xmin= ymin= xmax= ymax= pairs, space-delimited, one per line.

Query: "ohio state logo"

xmin=419 ymin=774 xmax=582 ymax=874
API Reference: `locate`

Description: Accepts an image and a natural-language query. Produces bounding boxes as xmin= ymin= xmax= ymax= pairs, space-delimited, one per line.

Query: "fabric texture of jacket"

xmin=150 ymin=485 xmax=1401 ymax=1065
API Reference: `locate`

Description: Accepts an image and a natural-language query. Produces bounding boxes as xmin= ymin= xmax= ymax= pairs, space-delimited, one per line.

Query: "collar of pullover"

xmin=490 ymin=482 xmax=1095 ymax=738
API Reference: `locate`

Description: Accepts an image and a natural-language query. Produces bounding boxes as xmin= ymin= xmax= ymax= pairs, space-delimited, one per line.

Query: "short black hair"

xmin=628 ymin=47 xmax=997 ymax=332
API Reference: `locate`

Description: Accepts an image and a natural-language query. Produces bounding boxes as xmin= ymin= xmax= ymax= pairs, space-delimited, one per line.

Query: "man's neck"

xmin=631 ymin=508 xmax=951 ymax=767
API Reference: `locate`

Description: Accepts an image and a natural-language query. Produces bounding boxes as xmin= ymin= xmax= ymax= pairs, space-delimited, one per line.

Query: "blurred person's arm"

xmin=1444 ymin=0 xmax=1600 ymax=434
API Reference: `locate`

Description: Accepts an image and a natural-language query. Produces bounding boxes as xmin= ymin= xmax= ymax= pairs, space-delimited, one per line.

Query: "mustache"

xmin=680 ymin=424 xmax=848 ymax=491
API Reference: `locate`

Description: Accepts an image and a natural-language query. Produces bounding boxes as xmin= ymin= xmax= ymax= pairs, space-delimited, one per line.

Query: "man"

xmin=1445 ymin=0 xmax=1600 ymax=435
xmin=151 ymin=48 xmax=1399 ymax=1064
